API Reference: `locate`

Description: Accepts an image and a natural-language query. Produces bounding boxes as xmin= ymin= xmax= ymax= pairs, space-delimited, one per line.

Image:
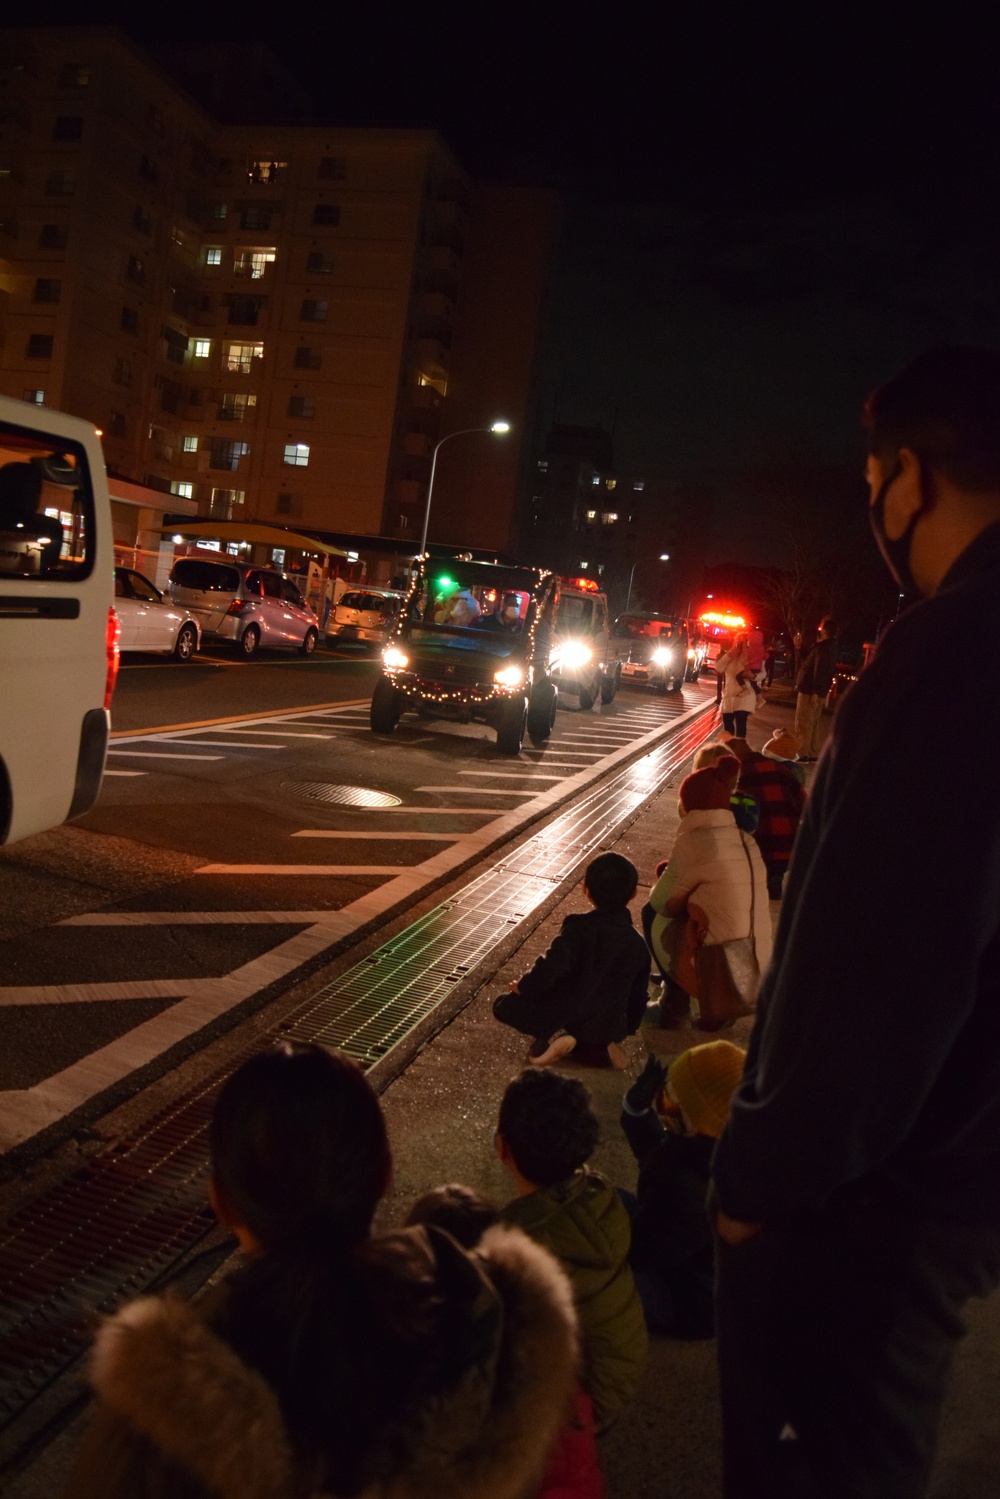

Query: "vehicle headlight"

xmin=383 ymin=646 xmax=409 ymax=670
xmin=687 ymin=648 xmax=696 ymax=659
xmin=494 ymin=665 xmax=524 ymax=687
xmin=651 ymin=647 xmax=673 ymax=666
xmin=557 ymin=641 xmax=593 ymax=670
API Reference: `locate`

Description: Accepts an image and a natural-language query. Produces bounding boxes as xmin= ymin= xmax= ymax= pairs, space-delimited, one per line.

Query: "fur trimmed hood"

xmin=70 ymin=1225 xmax=578 ymax=1499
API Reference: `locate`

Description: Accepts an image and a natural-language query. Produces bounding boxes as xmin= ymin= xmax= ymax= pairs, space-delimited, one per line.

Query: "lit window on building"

xmin=220 ymin=393 xmax=256 ymax=421
xmin=591 ymin=475 xmax=600 ymax=486
xmin=224 ymin=342 xmax=264 ymax=373
xmin=171 ymin=481 xmax=194 ymax=497
xmin=194 ymin=339 xmax=212 ymax=358
xmin=537 ymin=459 xmax=549 ymax=472
xmin=601 ymin=512 xmax=618 ymax=524
xmin=605 ymin=478 xmax=617 ymax=490
xmin=283 ymin=442 xmax=310 ymax=467
xmin=585 ymin=510 xmax=597 ymax=523
xmin=205 ymin=247 xmax=222 ymax=265
xmin=235 ymin=247 xmax=276 ymax=278
xmin=633 ymin=480 xmax=645 ymax=491
xmin=248 ymin=160 xmax=286 ymax=185
xmin=23 ymin=389 xmax=45 ymax=405
xmin=182 ymin=435 xmax=198 ymax=453
xmin=210 ymin=487 xmax=245 ymax=516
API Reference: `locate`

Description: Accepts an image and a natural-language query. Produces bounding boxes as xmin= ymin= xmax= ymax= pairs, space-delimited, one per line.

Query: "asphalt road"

xmin=111 ymin=640 xmax=381 ymax=732
xmin=0 ymin=648 xmax=715 ymax=1164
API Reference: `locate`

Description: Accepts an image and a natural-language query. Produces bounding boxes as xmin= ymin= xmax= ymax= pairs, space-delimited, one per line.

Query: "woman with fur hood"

xmin=646 ymin=756 xmax=772 ymax=1025
xmin=714 ymin=634 xmax=759 ymax=739
xmin=63 ymin=1044 xmax=578 ymax=1499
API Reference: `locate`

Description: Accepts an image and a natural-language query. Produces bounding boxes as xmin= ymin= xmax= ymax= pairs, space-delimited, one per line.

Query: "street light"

xmin=419 ymin=421 xmax=511 ymax=555
xmin=624 ymin=553 xmax=670 ymax=613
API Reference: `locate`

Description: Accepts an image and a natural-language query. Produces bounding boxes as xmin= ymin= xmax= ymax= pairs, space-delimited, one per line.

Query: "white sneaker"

xmin=528 ymin=1031 xmax=577 ymax=1067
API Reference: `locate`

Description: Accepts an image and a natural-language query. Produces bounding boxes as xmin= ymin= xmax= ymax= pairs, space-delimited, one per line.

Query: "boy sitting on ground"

xmin=497 ymin=1069 xmax=648 ymax=1432
xmin=493 ymin=851 xmax=651 ymax=1070
xmin=619 ymin=1044 xmax=746 ymax=1338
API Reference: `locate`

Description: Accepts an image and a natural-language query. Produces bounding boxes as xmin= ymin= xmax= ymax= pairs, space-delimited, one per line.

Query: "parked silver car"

xmin=327 ymin=588 xmax=403 ymax=647
xmin=168 ymin=556 xmax=319 ymax=658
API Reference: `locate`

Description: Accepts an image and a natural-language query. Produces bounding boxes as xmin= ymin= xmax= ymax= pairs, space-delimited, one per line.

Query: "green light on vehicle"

xmin=437 ymin=576 xmax=454 ymax=591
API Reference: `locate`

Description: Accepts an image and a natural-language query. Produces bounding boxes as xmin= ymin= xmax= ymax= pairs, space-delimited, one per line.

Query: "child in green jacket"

xmin=496 ymin=1069 xmax=648 ymax=1430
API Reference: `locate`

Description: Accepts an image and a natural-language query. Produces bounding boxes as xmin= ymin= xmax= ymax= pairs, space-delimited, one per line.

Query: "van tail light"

xmin=225 ymin=599 xmax=245 ymax=617
xmin=105 ymin=606 xmax=121 ymax=708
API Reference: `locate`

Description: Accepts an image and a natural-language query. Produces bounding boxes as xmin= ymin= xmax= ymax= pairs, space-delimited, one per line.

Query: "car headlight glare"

xmin=383 ymin=646 xmax=409 ymax=670
xmin=687 ymin=648 xmax=696 ymax=659
xmin=651 ymin=648 xmax=673 ymax=666
xmin=558 ymin=641 xmax=593 ymax=670
xmin=494 ymin=665 xmax=524 ymax=687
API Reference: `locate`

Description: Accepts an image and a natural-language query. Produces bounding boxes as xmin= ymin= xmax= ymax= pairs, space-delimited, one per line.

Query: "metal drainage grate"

xmin=280 ymin=782 xmax=403 ymax=808
xmin=0 ymin=701 xmax=716 ymax=1442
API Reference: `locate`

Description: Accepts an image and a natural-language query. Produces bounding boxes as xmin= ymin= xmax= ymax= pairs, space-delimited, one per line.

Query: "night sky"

xmin=23 ymin=1 xmax=1000 ymax=575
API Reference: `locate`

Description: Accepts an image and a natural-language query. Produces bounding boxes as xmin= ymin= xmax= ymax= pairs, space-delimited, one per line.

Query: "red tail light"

xmin=225 ymin=599 xmax=245 ymax=616
xmin=105 ymin=606 xmax=121 ymax=708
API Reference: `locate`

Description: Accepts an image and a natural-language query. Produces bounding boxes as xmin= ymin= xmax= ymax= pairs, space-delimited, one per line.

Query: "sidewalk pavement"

xmin=376 ymin=690 xmax=1000 ymax=1499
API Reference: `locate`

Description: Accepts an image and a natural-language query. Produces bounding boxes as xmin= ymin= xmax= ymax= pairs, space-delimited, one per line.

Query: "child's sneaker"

xmin=528 ymin=1030 xmax=577 ymax=1067
xmin=606 ymin=1041 xmax=629 ymax=1071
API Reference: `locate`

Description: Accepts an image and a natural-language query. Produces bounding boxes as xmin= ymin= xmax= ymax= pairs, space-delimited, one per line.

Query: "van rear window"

xmin=171 ymin=558 xmax=241 ymax=591
xmin=0 ymin=422 xmax=95 ymax=582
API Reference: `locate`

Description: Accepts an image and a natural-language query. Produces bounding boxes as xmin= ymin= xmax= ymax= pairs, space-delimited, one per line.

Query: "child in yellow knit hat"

xmin=618 ymin=1042 xmax=746 ymax=1337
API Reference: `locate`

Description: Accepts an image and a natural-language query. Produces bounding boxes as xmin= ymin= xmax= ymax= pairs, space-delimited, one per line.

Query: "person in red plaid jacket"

xmin=722 ymin=736 xmax=806 ymax=899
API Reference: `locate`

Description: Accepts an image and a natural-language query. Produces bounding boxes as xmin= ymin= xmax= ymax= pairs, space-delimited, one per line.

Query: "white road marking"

xmin=416 ymin=786 xmax=529 ymax=796
xmin=291 ymin=830 xmax=461 ymax=840
xmin=106 ymin=750 xmax=224 ymax=761
xmin=456 ymin=770 xmax=567 ymax=780
xmin=60 ymin=911 xmax=343 ymax=926
xmin=145 ymin=740 xmax=286 ymax=750
xmin=103 ymin=769 xmax=147 ymax=777
xmin=195 ymin=864 xmax=420 ymax=876
xmin=201 ymin=727 xmax=335 ymax=738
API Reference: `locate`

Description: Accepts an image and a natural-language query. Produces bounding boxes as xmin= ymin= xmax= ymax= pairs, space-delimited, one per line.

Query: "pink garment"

xmin=538 ymin=1388 xmax=605 ymax=1499
xmin=746 ymin=628 xmax=765 ymax=672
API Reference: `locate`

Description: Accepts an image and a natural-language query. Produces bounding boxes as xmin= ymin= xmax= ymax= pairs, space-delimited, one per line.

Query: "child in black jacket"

xmin=493 ymin=851 xmax=651 ymax=1070
xmin=619 ymin=1042 xmax=745 ymax=1337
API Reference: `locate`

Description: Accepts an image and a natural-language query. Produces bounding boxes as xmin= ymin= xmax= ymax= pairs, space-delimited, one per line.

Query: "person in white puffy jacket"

xmin=715 ymin=635 xmax=759 ymax=738
xmin=647 ymin=755 xmax=772 ymax=1022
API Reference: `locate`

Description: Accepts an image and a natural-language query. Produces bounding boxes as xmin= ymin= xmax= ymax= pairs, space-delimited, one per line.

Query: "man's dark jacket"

xmin=714 ymin=523 xmax=1000 ymax=1226
xmin=795 ymin=635 xmax=837 ymax=696
xmin=514 ymin=907 xmax=651 ymax=1042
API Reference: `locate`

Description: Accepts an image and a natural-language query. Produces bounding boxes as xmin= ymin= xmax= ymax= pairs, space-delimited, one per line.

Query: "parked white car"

xmin=114 ymin=568 xmax=200 ymax=660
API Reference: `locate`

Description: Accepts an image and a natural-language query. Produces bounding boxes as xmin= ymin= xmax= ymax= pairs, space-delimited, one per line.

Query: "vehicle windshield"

xmin=0 ymin=424 xmax=94 ymax=582
xmin=613 ymin=614 xmax=678 ymax=640
xmin=406 ymin=563 xmax=542 ymax=637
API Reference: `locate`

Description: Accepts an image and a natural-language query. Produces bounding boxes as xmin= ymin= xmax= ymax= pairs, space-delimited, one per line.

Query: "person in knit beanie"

xmin=618 ymin=1045 xmax=746 ymax=1337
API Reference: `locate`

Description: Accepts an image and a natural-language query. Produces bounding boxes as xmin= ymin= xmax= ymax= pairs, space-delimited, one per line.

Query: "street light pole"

xmin=419 ymin=421 xmax=510 ymax=556
xmin=623 ymin=553 xmax=670 ymax=614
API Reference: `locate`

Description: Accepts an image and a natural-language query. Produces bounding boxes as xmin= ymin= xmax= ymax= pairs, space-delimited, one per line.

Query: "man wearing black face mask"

xmin=710 ymin=346 xmax=1000 ymax=1499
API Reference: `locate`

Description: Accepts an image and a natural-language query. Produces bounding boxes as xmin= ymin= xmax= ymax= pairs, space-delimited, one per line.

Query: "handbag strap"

xmin=739 ymin=832 xmax=756 ymax=941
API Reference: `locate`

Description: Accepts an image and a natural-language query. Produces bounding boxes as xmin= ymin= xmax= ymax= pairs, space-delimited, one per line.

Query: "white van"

xmin=0 ymin=395 xmax=116 ymax=845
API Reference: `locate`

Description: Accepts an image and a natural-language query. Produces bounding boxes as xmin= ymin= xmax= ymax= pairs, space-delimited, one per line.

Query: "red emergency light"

xmin=700 ymin=609 xmax=747 ymax=630
xmin=563 ymin=576 xmax=600 ymax=593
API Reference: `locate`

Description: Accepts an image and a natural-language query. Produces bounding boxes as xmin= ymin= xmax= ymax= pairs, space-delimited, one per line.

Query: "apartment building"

xmin=520 ymin=424 xmax=679 ymax=611
xmin=0 ymin=26 xmax=472 ymax=545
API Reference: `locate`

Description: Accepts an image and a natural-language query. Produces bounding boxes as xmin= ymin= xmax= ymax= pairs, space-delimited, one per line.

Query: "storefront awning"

xmin=156 ymin=521 xmax=347 ymax=556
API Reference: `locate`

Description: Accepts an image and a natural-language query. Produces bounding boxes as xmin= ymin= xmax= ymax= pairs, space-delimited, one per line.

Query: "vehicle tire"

xmin=238 ymin=625 xmax=260 ymax=659
xmin=669 ymin=672 xmax=684 ymax=693
xmin=497 ymin=693 xmax=528 ymax=755
xmin=370 ymin=675 xmax=402 ymax=734
xmin=299 ymin=627 xmax=318 ymax=656
xmin=173 ymin=623 xmax=197 ymax=662
xmin=600 ymin=666 xmax=620 ymax=705
xmin=578 ymin=682 xmax=597 ymax=711
xmin=527 ymin=681 xmax=557 ymax=744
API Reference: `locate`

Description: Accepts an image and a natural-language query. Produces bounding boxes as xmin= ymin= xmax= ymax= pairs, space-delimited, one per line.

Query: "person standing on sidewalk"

xmin=711 ymin=345 xmax=1000 ymax=1499
xmin=715 ymin=634 xmax=758 ymax=738
xmin=792 ymin=617 xmax=836 ymax=761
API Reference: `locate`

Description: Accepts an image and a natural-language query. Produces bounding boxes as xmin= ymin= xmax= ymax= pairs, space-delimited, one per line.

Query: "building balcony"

xmin=404 ymin=432 xmax=430 ymax=457
xmin=421 ymin=291 xmax=454 ymax=320
xmin=427 ymin=244 xmax=461 ymax=276
xmin=395 ymin=478 xmax=424 ymax=506
xmin=411 ymin=384 xmax=443 ymax=411
xmin=417 ymin=338 xmax=449 ymax=377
